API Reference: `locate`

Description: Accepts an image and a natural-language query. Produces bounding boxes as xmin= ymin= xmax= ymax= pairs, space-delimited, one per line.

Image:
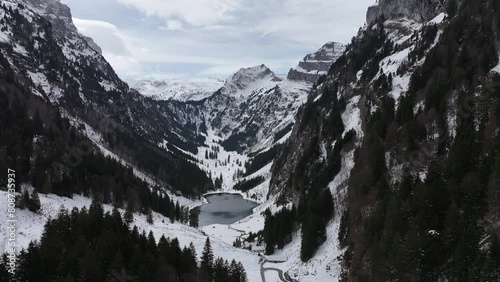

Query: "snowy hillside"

xmin=0 ymin=189 xmax=263 ymax=282
xmin=127 ymin=77 xmax=225 ymax=101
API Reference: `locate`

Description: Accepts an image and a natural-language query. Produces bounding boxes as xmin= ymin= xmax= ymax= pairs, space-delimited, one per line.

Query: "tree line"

xmin=0 ymin=201 xmax=247 ymax=281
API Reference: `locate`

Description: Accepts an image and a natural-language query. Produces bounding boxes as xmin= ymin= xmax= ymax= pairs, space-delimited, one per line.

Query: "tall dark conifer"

xmin=200 ymin=237 xmax=214 ymax=279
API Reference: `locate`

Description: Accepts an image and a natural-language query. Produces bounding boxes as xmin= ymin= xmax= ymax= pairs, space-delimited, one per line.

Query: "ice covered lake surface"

xmin=198 ymin=193 xmax=258 ymax=226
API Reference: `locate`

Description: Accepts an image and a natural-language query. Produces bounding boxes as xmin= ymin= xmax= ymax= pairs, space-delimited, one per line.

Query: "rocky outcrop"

xmin=366 ymin=0 xmax=445 ymax=26
xmin=287 ymin=42 xmax=345 ymax=84
xmin=80 ymin=34 xmax=103 ymax=54
xmin=220 ymin=64 xmax=278 ymax=95
xmin=201 ymin=64 xmax=309 ymax=153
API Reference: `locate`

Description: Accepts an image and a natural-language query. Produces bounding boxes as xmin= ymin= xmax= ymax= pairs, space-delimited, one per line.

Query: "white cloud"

xmin=115 ymin=0 xmax=241 ymax=27
xmin=73 ymin=18 xmax=144 ymax=77
xmin=73 ymin=18 xmax=129 ymax=55
xmin=68 ymin=0 xmax=376 ymax=79
xmin=248 ymin=0 xmax=373 ymax=45
xmin=159 ymin=20 xmax=184 ymax=31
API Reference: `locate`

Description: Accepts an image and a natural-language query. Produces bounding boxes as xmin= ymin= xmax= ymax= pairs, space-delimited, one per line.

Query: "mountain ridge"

xmin=265 ymin=0 xmax=500 ymax=280
xmin=288 ymin=41 xmax=346 ymax=83
xmin=127 ymin=77 xmax=225 ymax=102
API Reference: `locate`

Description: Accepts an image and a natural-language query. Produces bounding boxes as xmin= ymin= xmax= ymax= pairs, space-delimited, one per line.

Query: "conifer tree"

xmin=33 ymin=109 xmax=43 ymax=134
xmin=21 ymin=189 xmax=30 ymax=209
xmin=29 ymin=189 xmax=41 ymax=213
xmin=235 ymin=262 xmax=247 ymax=282
xmin=189 ymin=208 xmax=199 ymax=228
xmin=147 ymin=209 xmax=154 ymax=224
xmin=124 ymin=204 xmax=134 ymax=225
xmin=175 ymin=201 xmax=181 ymax=221
xmin=213 ymin=257 xmax=225 ymax=281
xmin=200 ymin=237 xmax=214 ymax=278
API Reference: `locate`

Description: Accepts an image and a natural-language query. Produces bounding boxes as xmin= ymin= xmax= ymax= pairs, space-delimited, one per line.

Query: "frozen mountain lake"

xmin=198 ymin=193 xmax=258 ymax=226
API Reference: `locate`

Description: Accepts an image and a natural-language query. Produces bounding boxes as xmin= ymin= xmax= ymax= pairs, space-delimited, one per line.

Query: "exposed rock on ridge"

xmin=366 ymin=0 xmax=445 ymax=25
xmin=287 ymin=42 xmax=345 ymax=84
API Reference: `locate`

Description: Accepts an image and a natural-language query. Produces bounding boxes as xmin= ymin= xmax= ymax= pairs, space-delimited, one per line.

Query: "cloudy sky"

xmin=62 ymin=0 xmax=375 ymax=79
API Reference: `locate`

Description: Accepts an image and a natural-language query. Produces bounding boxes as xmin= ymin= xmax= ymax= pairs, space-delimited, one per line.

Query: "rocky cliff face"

xmin=287 ymin=42 xmax=346 ymax=84
xmin=271 ymin=0 xmax=451 ymax=209
xmin=366 ymin=0 xmax=445 ymax=25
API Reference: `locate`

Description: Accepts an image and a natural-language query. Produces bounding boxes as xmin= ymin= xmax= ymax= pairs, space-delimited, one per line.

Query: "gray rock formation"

xmin=366 ymin=0 xmax=446 ymax=26
xmin=80 ymin=34 xmax=103 ymax=55
xmin=220 ymin=64 xmax=278 ymax=95
xmin=287 ymin=42 xmax=346 ymax=84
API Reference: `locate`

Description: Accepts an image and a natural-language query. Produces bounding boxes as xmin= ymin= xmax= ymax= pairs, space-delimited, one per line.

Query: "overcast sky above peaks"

xmin=61 ymin=0 xmax=375 ymax=80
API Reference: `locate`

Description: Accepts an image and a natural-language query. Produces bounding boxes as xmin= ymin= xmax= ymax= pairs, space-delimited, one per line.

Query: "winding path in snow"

xmin=259 ymin=258 xmax=289 ymax=282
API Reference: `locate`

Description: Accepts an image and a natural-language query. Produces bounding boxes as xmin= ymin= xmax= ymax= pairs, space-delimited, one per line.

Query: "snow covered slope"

xmin=149 ymin=64 xmax=313 ymax=195
xmin=205 ymin=64 xmax=311 ymax=153
xmin=0 ymin=189 xmax=262 ymax=282
xmin=266 ymin=0 xmax=500 ymax=279
xmin=127 ymin=77 xmax=224 ymax=101
xmin=0 ymin=0 xmax=214 ymax=195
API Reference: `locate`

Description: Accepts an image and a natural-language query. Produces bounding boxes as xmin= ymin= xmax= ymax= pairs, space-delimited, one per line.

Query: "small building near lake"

xmin=250 ymin=245 xmax=266 ymax=253
xmin=264 ymin=255 xmax=287 ymax=263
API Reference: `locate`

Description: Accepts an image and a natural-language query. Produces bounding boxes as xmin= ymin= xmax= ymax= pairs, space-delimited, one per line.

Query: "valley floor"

xmin=0 ymin=186 xmax=343 ymax=282
xmin=0 ymin=190 xmax=262 ymax=282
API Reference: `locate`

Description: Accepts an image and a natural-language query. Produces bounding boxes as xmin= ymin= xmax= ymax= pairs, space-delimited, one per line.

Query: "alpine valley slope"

xmin=0 ymin=0 xmax=348 ymax=281
xmin=0 ymin=0 xmax=213 ymax=198
xmin=267 ymin=0 xmax=500 ymax=281
xmin=136 ymin=46 xmax=345 ymax=196
xmin=2 ymin=0 xmax=499 ymax=281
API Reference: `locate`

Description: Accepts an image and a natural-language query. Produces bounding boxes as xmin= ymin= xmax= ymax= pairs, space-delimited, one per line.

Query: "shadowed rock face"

xmin=287 ymin=42 xmax=346 ymax=84
xmin=366 ymin=0 xmax=445 ymax=26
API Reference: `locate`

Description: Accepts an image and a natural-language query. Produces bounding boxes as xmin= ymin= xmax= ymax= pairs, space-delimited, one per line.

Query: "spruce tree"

xmin=175 ymin=201 xmax=181 ymax=221
xmin=189 ymin=208 xmax=199 ymax=228
xmin=124 ymin=204 xmax=134 ymax=225
xmin=29 ymin=189 xmax=41 ymax=213
xmin=21 ymin=189 xmax=30 ymax=209
xmin=237 ymin=262 xmax=247 ymax=282
xmin=200 ymin=237 xmax=214 ymax=278
xmin=213 ymin=257 xmax=225 ymax=281
xmin=33 ymin=109 xmax=43 ymax=134
xmin=147 ymin=209 xmax=154 ymax=224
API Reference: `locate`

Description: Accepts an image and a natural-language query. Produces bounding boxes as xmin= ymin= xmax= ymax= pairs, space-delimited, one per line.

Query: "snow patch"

xmin=13 ymin=44 xmax=28 ymax=56
xmin=99 ymin=80 xmax=117 ymax=92
xmin=491 ymin=60 xmax=500 ymax=73
xmin=428 ymin=13 xmax=446 ymax=25
xmin=341 ymin=96 xmax=363 ymax=138
xmin=27 ymin=71 xmax=64 ymax=103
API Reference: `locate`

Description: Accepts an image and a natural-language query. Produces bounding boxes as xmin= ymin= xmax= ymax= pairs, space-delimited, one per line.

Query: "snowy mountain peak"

xmin=287 ymin=42 xmax=346 ymax=83
xmin=221 ymin=64 xmax=279 ymax=96
xmin=303 ymin=41 xmax=345 ymax=62
xmin=127 ymin=77 xmax=225 ymax=101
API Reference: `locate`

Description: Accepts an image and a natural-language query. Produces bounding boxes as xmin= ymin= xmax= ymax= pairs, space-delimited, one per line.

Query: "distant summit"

xmin=220 ymin=64 xmax=280 ymax=97
xmin=127 ymin=77 xmax=224 ymax=101
xmin=287 ymin=42 xmax=346 ymax=84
